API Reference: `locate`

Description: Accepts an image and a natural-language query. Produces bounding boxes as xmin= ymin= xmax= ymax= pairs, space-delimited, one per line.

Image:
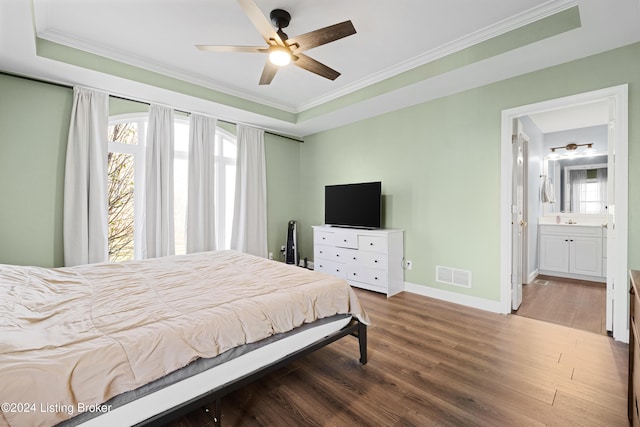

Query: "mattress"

xmin=0 ymin=250 xmax=369 ymax=427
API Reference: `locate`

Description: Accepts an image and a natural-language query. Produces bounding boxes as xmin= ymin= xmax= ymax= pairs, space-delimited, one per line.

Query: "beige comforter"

xmin=0 ymin=250 xmax=369 ymax=427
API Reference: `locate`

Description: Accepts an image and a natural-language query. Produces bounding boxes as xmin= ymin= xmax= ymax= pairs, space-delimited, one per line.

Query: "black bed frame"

xmin=135 ymin=318 xmax=367 ymax=427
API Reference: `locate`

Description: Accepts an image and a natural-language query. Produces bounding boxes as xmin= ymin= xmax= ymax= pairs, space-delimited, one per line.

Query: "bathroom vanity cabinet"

xmin=538 ymin=224 xmax=605 ymax=282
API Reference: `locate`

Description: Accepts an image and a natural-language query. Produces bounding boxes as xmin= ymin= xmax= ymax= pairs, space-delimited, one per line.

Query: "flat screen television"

xmin=325 ymin=181 xmax=381 ymax=229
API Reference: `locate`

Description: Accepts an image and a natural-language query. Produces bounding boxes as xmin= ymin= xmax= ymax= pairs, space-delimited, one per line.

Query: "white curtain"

xmin=230 ymin=124 xmax=268 ymax=257
xmin=186 ymin=114 xmax=218 ymax=253
xmin=63 ymin=87 xmax=109 ymax=266
xmin=569 ymin=168 xmax=607 ymax=213
xmin=569 ymin=169 xmax=587 ymax=213
xmin=143 ymin=104 xmax=175 ymax=258
xmin=597 ymin=168 xmax=608 ymax=213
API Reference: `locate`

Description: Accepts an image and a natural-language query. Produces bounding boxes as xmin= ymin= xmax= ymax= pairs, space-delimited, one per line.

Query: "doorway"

xmin=500 ymin=85 xmax=629 ymax=343
xmin=516 ymin=276 xmax=607 ymax=335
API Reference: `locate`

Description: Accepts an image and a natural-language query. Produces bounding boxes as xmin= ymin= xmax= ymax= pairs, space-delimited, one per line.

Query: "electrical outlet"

xmin=405 ymin=260 xmax=413 ymax=270
xmin=280 ymin=245 xmax=286 ymax=252
xmin=268 ymin=252 xmax=274 ymax=260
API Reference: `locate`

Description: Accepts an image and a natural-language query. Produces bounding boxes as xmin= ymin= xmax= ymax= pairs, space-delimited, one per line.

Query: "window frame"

xmin=108 ymin=113 xmax=147 ymax=260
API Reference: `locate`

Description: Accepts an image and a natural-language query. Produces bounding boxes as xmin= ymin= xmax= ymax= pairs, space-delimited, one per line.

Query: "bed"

xmin=0 ymin=250 xmax=369 ymax=427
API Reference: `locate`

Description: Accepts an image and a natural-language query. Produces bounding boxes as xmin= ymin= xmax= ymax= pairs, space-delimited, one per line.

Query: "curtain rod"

xmin=1 ymin=71 xmax=304 ymax=143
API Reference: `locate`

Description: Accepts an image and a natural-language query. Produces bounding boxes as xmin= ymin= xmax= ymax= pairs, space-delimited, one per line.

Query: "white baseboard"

xmin=527 ymin=269 xmax=539 ymax=284
xmin=404 ymin=282 xmax=507 ymax=314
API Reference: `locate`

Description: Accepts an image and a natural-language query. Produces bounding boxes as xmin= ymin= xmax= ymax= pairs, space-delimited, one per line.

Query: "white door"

xmin=511 ymin=120 xmax=527 ymax=310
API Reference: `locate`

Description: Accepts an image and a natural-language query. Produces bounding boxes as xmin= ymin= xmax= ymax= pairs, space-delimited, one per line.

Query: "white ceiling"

xmin=1 ymin=0 xmax=640 ymax=137
xmin=527 ymin=100 xmax=610 ymax=133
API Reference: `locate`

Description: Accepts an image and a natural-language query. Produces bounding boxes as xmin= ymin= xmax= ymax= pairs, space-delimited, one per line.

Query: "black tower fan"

xmin=285 ymin=220 xmax=298 ymax=265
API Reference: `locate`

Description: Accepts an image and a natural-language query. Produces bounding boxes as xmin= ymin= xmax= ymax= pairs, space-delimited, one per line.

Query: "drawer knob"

xmin=369 ymin=242 xmax=374 ymax=246
xmin=374 ymin=260 xmax=378 ymax=263
xmin=374 ymin=277 xmax=378 ymax=281
xmin=352 ymin=273 xmax=357 ymax=277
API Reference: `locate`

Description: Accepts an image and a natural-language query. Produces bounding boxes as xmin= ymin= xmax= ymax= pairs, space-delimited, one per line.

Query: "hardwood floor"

xmin=168 ymin=289 xmax=628 ymax=427
xmin=515 ymin=276 xmax=607 ymax=335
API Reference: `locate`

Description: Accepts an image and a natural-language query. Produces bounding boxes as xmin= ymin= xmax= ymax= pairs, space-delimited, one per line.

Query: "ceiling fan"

xmin=196 ymin=0 xmax=356 ymax=85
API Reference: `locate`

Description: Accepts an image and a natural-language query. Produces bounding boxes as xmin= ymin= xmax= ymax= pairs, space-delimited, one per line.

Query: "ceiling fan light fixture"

xmin=269 ymin=46 xmax=291 ymax=66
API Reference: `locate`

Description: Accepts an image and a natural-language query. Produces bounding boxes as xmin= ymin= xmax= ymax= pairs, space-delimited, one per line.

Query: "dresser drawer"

xmin=346 ymin=265 xmax=388 ymax=287
xmin=334 ymin=231 xmax=358 ymax=249
xmin=358 ymin=235 xmax=388 ymax=253
xmin=315 ymin=259 xmax=347 ymax=278
xmin=347 ymin=250 xmax=388 ymax=269
xmin=314 ymin=230 xmax=335 ymax=246
xmin=349 ymin=278 xmax=387 ymax=294
xmin=314 ymin=244 xmax=335 ymax=261
xmin=315 ymin=245 xmax=353 ymax=264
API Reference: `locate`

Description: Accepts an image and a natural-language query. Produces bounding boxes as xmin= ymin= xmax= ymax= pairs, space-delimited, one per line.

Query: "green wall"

xmin=299 ymin=42 xmax=640 ymax=302
xmin=0 ymin=75 xmax=72 ymax=267
xmin=0 ymin=74 xmax=300 ymax=267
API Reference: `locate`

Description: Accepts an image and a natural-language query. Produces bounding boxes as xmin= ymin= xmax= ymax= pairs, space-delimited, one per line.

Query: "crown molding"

xmin=297 ymin=0 xmax=579 ymax=112
xmin=33 ymin=0 xmax=578 ymax=116
xmin=34 ymin=26 xmax=299 ymax=114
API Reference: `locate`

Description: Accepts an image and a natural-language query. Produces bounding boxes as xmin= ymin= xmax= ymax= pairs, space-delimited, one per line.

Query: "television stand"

xmin=312 ymin=225 xmax=404 ymax=297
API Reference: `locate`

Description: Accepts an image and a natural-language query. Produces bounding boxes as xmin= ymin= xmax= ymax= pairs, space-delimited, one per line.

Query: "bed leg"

xmin=358 ymin=322 xmax=368 ymax=365
xmin=213 ymin=398 xmax=222 ymax=427
xmin=203 ymin=400 xmax=222 ymax=427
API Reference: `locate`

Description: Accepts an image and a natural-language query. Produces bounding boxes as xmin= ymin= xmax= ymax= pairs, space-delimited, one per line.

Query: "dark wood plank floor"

xmin=168 ymin=289 xmax=628 ymax=427
xmin=515 ymin=276 xmax=607 ymax=335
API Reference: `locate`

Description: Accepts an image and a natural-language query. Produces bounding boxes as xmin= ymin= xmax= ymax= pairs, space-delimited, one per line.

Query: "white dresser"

xmin=313 ymin=225 xmax=404 ymax=297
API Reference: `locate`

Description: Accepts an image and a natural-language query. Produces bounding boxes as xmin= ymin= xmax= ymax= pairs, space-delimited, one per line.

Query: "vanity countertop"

xmin=538 ymin=222 xmax=606 ymax=227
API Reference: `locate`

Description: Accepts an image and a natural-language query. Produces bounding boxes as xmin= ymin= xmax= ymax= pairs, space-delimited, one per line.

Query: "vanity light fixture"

xmin=549 ymin=142 xmax=594 ymax=154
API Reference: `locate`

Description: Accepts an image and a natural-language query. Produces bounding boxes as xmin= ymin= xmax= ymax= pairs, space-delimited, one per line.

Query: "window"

xmin=566 ymin=166 xmax=607 ymax=214
xmin=107 ymin=115 xmax=146 ymax=262
xmin=107 ymin=114 xmax=236 ymax=261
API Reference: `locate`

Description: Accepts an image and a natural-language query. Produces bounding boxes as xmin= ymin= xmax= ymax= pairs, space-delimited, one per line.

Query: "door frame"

xmin=499 ymin=85 xmax=629 ymax=342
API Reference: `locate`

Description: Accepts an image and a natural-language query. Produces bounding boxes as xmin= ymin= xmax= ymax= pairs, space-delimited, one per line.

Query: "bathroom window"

xmin=566 ymin=167 xmax=607 ymax=214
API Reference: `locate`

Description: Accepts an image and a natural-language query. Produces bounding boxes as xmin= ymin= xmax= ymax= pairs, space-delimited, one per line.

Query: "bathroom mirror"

xmin=545 ymin=154 xmax=608 ymax=214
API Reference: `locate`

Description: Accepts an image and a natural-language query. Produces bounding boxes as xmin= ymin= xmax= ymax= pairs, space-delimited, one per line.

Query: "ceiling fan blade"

xmin=196 ymin=45 xmax=268 ymax=53
xmin=293 ymin=53 xmax=341 ymax=80
xmin=237 ymin=0 xmax=284 ymax=46
xmin=259 ymin=60 xmax=279 ymax=85
xmin=287 ymin=21 xmax=356 ymax=53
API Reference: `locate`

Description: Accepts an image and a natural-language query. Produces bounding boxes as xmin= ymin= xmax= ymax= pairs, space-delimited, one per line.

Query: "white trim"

xmin=33 ymin=0 xmax=576 ymax=115
xmin=527 ymin=269 xmax=539 ymax=285
xmin=298 ymin=0 xmax=578 ymax=111
xmin=34 ymin=27 xmax=298 ymax=114
xmin=404 ymin=282 xmax=505 ymax=314
xmin=500 ymin=84 xmax=629 ymax=343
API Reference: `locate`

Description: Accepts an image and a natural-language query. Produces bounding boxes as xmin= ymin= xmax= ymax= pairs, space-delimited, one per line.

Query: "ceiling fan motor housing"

xmin=270 ymin=9 xmax=291 ymax=29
